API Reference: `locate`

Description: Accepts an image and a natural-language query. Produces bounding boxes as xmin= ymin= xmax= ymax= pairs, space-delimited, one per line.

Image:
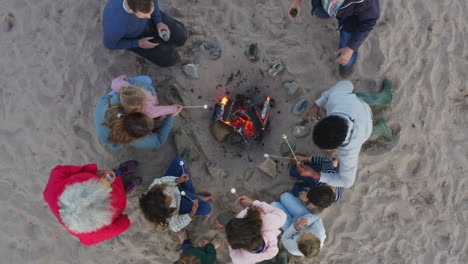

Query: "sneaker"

xmin=124 ymin=176 xmax=142 ymax=194
xmin=114 ymin=160 xmax=138 ymax=177
xmin=339 ymin=64 xmax=354 ymax=78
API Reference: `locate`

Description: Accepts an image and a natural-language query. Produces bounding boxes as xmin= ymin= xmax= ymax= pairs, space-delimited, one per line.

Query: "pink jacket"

xmin=228 ymin=200 xmax=287 ymax=264
xmin=111 ymin=75 xmax=177 ymax=118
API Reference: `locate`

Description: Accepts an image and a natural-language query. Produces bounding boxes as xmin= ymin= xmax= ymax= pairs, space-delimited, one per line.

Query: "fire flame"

xmin=220 ymin=96 xmax=229 ymax=105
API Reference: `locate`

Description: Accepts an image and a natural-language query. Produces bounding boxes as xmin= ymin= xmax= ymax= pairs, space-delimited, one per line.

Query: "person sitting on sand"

xmin=175 ymin=229 xmax=219 ymax=264
xmin=301 ymin=80 xmax=373 ymax=188
xmin=290 ymin=156 xmax=344 ymax=208
xmin=139 ymin=157 xmax=212 ymax=232
xmin=272 ymin=192 xmax=326 ymax=259
xmin=94 ymin=75 xmax=182 ymax=149
xmin=287 ymin=0 xmax=380 ymax=77
xmin=103 ymin=0 xmax=187 ymax=67
xmin=224 ymin=195 xmax=287 ymax=264
xmin=43 ymin=161 xmax=141 ymax=246
xmin=111 ymin=74 xmax=179 ymax=118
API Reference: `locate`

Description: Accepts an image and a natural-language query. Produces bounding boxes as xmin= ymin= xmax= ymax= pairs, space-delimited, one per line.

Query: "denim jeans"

xmin=164 ymin=157 xmax=211 ymax=216
xmin=271 ymin=192 xmax=310 ymax=231
xmin=313 ymin=5 xmax=358 ymax=66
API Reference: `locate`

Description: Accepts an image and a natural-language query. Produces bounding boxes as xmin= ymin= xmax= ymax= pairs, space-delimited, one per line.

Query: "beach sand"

xmin=1 ymin=0 xmax=467 ymax=263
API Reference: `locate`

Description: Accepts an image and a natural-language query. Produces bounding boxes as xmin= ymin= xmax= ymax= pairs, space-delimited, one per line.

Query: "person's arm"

xmin=48 ymin=164 xmax=98 ymax=185
xmin=102 ymin=16 xmax=139 ymax=50
xmin=281 ymin=223 xmax=303 ymax=256
xmin=126 ymin=76 xmax=157 ymax=94
xmin=148 ymin=176 xmax=179 ymax=189
xmin=93 ymin=95 xmax=121 ymax=149
xmin=130 ymin=116 xmax=174 ymax=149
xmin=252 ymin=200 xmax=287 ymax=230
xmin=315 ymin=80 xmax=355 ymax=108
xmin=303 ymin=214 xmax=327 ymax=247
xmin=346 ymin=2 xmax=380 ymax=51
xmin=319 ymin=148 xmax=359 ymax=188
xmin=151 ymin=0 xmax=163 ymax=24
xmin=111 ymin=75 xmax=129 ymax=93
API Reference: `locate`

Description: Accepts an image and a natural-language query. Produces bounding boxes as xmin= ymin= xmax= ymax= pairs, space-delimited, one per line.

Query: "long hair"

xmin=139 ymin=184 xmax=176 ymax=228
xmin=103 ymin=103 xmax=154 ymax=145
xmin=225 ymin=206 xmax=264 ymax=250
xmin=176 ymin=253 xmax=202 ymax=264
xmin=119 ymin=85 xmax=148 ymax=113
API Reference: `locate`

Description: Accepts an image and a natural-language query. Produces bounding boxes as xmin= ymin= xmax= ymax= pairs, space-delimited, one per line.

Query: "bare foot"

xmin=212 ymin=238 xmax=222 ymax=249
xmin=213 ymin=220 xmax=224 ymax=229
xmin=199 ymin=195 xmax=213 ymax=202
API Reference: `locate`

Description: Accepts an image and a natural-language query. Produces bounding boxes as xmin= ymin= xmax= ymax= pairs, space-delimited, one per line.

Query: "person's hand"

xmin=287 ymin=0 xmax=303 ymax=19
xmin=171 ymin=104 xmax=183 ymax=117
xmin=336 ymin=47 xmax=354 ymax=65
xmin=96 ymin=169 xmax=115 ymax=178
xmin=190 ymin=199 xmax=199 ymax=217
xmin=153 ymin=94 xmax=159 ymax=105
xmin=156 ymin=22 xmax=171 ymax=39
xmin=296 ymin=162 xmax=320 ymax=180
xmin=235 ymin=195 xmax=255 ymax=207
xmin=201 ymin=240 xmax=210 ymax=247
xmin=213 ymin=220 xmax=224 ymax=229
xmin=299 ymin=192 xmax=308 ymax=202
xmin=175 ymin=174 xmax=190 ymax=183
xmin=304 ymin=104 xmax=320 ymax=124
xmin=296 ymin=155 xmax=311 ymax=162
xmin=138 ymin=37 xmax=159 ymax=49
xmin=294 ymin=217 xmax=308 ymax=231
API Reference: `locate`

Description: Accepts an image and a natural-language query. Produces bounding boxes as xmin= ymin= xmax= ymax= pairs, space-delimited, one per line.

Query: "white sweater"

xmin=147 ymin=176 xmax=192 ymax=232
xmin=281 ymin=214 xmax=326 ymax=256
xmin=315 ymin=80 xmax=373 ymax=188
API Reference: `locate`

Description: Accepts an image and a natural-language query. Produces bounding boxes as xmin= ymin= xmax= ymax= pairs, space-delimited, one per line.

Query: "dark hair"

xmin=139 ymin=185 xmax=175 ymax=227
xmin=225 ymin=206 xmax=263 ymax=250
xmin=123 ymin=112 xmax=154 ymax=139
xmin=127 ymin=0 xmax=154 ymax=13
xmin=306 ymin=185 xmax=335 ymax=208
xmin=312 ymin=116 xmax=348 ymax=149
xmin=176 ymin=253 xmax=201 ymax=264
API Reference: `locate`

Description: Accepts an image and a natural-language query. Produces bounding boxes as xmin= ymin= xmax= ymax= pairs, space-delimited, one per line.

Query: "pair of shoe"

xmin=339 ymin=64 xmax=354 ymax=78
xmin=114 ymin=160 xmax=142 ymax=194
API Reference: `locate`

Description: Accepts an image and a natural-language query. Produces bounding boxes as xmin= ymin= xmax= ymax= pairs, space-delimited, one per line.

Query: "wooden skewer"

xmin=230 ymin=188 xmax=239 ymax=198
xmin=282 ymin=134 xmax=298 ymax=162
xmin=180 ymin=191 xmax=194 ymax=202
xmin=264 ymin=153 xmax=295 ymax=160
xmin=183 ymin=105 xmax=208 ymax=109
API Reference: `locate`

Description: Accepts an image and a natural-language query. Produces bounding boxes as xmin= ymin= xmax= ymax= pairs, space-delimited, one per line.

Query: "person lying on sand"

xmin=94 ymin=75 xmax=182 ymax=149
xmin=301 ymin=80 xmax=373 ymax=188
xmin=272 ymin=192 xmax=326 ymax=259
xmin=174 ymin=229 xmax=220 ymax=264
xmin=139 ymin=158 xmax=212 ymax=232
xmin=290 ymin=156 xmax=344 ymax=208
xmin=224 ymin=195 xmax=287 ymax=264
xmin=102 ymin=0 xmax=187 ymax=67
xmin=43 ymin=161 xmax=141 ymax=246
xmin=287 ymin=0 xmax=380 ymax=77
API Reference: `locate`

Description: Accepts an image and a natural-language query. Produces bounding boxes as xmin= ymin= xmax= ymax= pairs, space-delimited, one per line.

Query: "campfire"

xmin=210 ymin=94 xmax=273 ymax=143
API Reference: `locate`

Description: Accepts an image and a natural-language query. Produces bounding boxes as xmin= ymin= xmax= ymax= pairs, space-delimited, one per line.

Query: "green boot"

xmin=356 ymin=79 xmax=393 ymax=106
xmin=372 ymin=118 xmax=393 ymax=141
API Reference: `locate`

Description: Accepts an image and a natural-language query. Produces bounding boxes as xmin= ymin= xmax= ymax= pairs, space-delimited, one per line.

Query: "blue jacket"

xmin=102 ymin=0 xmax=163 ymax=50
xmin=93 ymin=76 xmax=174 ymax=149
xmin=337 ymin=0 xmax=380 ymax=51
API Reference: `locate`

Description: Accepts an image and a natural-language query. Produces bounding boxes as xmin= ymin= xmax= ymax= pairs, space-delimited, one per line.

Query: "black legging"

xmin=129 ymin=12 xmax=187 ymax=67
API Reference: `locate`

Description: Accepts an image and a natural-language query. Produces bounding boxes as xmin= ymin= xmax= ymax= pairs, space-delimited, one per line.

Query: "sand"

xmin=1 ymin=0 xmax=467 ymax=263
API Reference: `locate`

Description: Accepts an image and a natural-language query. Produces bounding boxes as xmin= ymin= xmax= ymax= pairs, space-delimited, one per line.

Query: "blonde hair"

xmin=119 ymin=85 xmax=148 ymax=113
xmin=103 ymin=103 xmax=154 ymax=145
xmin=177 ymin=253 xmax=201 ymax=264
xmin=298 ymin=232 xmax=321 ymax=259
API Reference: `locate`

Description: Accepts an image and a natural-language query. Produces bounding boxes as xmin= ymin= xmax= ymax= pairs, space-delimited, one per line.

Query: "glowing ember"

xmin=220 ymin=96 xmax=229 ymax=105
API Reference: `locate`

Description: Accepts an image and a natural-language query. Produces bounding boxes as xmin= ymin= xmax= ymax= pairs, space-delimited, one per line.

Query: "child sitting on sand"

xmin=139 ymin=158 xmax=212 ymax=232
xmin=111 ymin=75 xmax=180 ymax=118
xmin=291 ymin=156 xmax=344 ymax=208
xmin=175 ymin=230 xmax=219 ymax=264
xmin=224 ymin=195 xmax=287 ymax=264
xmin=272 ymin=192 xmax=326 ymax=259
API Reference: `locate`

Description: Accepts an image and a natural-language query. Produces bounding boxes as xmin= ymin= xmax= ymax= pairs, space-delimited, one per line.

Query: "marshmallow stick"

xmin=282 ymin=134 xmax=298 ymax=162
xmin=264 ymin=153 xmax=295 ymax=160
xmin=180 ymin=191 xmax=194 ymax=202
xmin=230 ymin=188 xmax=239 ymax=198
xmin=179 ymin=161 xmax=185 ymax=174
xmin=183 ymin=105 xmax=208 ymax=109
